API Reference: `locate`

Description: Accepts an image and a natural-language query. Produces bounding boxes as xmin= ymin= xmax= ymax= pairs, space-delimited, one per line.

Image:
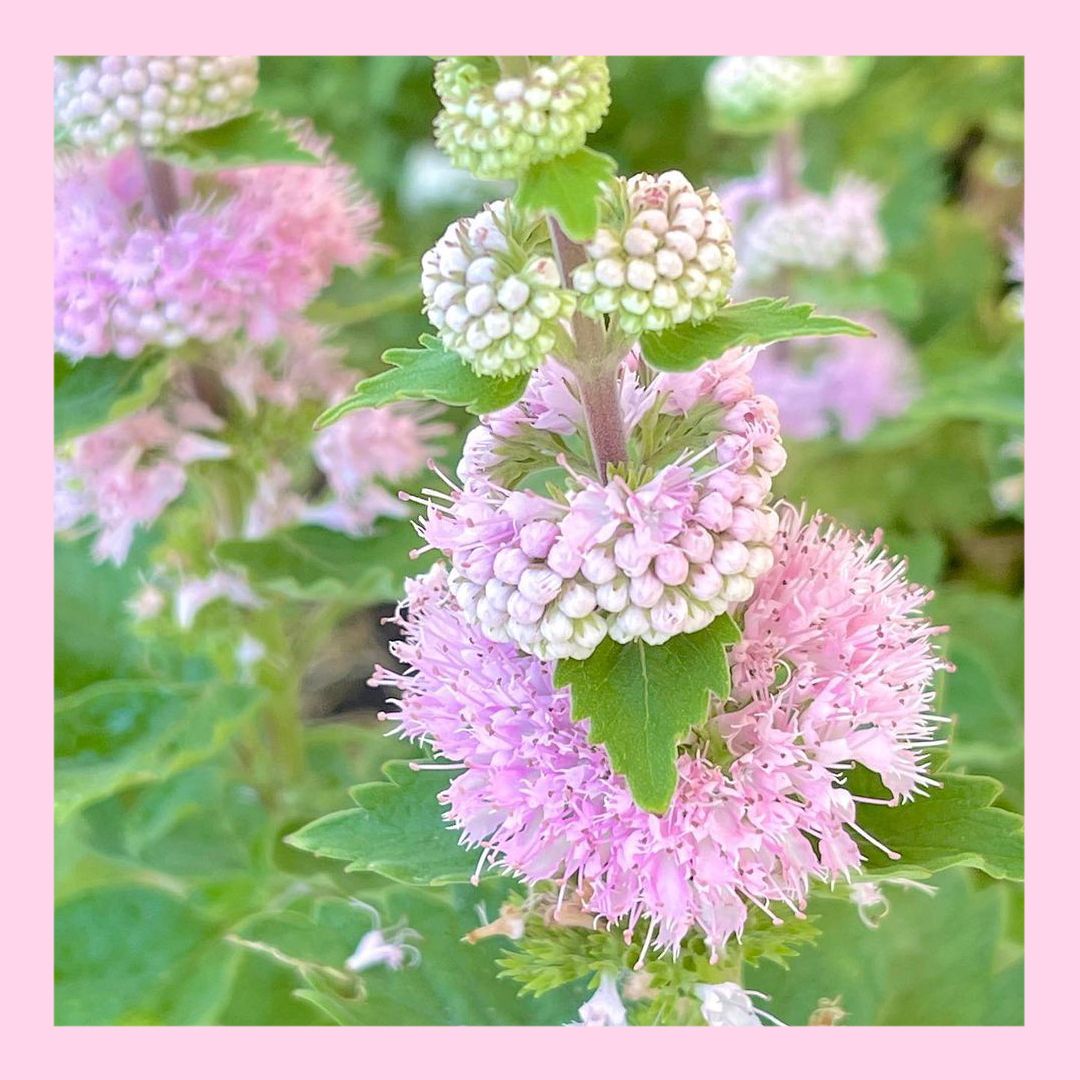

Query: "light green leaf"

xmin=55 ymin=679 xmax=263 ymax=822
xmin=314 ymin=335 xmax=527 ymax=428
xmin=515 ymin=146 xmax=618 ymax=241
xmin=55 ymin=352 xmax=169 ymax=443
xmin=752 ymin=870 xmax=1021 ymax=1025
xmin=849 ymin=769 xmax=1023 ymax=881
xmin=286 ymin=759 xmax=480 ymax=886
xmin=554 ymin=615 xmax=740 ymax=814
xmin=640 ymin=298 xmax=873 ymax=372
xmin=214 ymin=518 xmax=428 ymax=603
xmin=154 ymin=110 xmax=319 ymax=170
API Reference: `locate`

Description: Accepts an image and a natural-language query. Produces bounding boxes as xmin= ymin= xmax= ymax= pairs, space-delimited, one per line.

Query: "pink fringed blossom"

xmin=417 ymin=354 xmax=785 ymax=661
xmin=220 ymin=320 xmax=355 ymax=416
xmin=751 ymin=317 xmax=917 ymax=441
xmin=55 ymin=404 xmax=229 ymax=564
xmin=54 ymin=129 xmax=379 ymax=361
xmin=373 ymin=505 xmax=948 ymax=959
xmin=307 ymin=404 xmax=453 ymax=536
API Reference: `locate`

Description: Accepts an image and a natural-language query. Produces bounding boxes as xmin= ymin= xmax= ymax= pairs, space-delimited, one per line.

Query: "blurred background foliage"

xmin=55 ymin=56 xmax=1023 ymax=1025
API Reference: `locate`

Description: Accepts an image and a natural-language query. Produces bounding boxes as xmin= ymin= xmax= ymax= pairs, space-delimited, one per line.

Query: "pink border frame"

xmin=15 ymin=3 xmax=1052 ymax=1071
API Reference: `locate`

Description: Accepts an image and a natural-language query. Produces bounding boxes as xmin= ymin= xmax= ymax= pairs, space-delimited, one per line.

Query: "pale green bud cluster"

xmin=421 ymin=201 xmax=575 ymax=378
xmin=704 ymin=55 xmax=871 ymax=133
xmin=433 ymin=56 xmax=610 ymax=180
xmin=55 ymin=55 xmax=259 ymax=152
xmin=572 ymin=171 xmax=737 ymax=336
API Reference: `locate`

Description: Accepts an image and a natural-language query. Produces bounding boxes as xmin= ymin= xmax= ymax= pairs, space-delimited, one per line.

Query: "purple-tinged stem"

xmin=547 ymin=216 xmax=628 ymax=478
xmin=139 ymin=148 xmax=180 ymax=226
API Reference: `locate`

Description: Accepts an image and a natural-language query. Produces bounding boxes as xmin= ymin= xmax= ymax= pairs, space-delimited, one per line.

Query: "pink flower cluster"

xmin=54 ymin=129 xmax=378 ymax=361
xmin=374 ymin=504 xmax=948 ymax=958
xmin=55 ymin=401 xmax=229 ymax=564
xmin=751 ymin=317 xmax=917 ymax=441
xmin=726 ymin=173 xmax=886 ymax=288
xmin=242 ymin=404 xmax=452 ymax=540
xmin=418 ymin=355 xmax=786 ymax=661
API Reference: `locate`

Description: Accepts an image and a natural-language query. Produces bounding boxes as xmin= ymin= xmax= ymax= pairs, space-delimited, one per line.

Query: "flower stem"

xmin=139 ymin=148 xmax=180 ymax=226
xmin=769 ymin=121 xmax=803 ymax=365
xmin=546 ymin=216 xmax=628 ymax=478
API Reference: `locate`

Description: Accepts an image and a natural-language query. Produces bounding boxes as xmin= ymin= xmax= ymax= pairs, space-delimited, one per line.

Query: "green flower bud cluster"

xmin=433 ymin=56 xmax=610 ymax=180
xmin=704 ymin=56 xmax=872 ymax=134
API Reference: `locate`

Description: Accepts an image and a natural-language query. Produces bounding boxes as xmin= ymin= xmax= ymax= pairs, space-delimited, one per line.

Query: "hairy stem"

xmin=547 ymin=216 xmax=628 ymax=478
xmin=139 ymin=148 xmax=180 ymax=225
xmin=773 ymin=120 xmax=803 ymax=203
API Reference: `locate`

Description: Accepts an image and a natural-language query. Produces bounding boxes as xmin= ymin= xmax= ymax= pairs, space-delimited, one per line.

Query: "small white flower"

xmin=695 ymin=982 xmax=784 ymax=1026
xmin=572 ymin=974 xmax=628 ymax=1026
xmin=345 ymin=901 xmax=421 ymax=973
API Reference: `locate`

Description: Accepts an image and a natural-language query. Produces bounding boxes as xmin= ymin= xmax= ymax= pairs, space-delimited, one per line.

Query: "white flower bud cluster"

xmin=738 ymin=176 xmax=886 ymax=285
xmin=572 ymin=171 xmax=736 ymax=336
xmin=430 ymin=385 xmax=786 ymax=662
xmin=433 ymin=56 xmax=610 ymax=180
xmin=421 ymin=200 xmax=575 ymax=378
xmin=55 ymin=56 xmax=259 ymax=153
xmin=704 ymin=56 xmax=868 ymax=133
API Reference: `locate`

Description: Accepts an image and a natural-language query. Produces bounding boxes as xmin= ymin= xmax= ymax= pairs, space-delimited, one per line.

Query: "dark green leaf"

xmin=554 ymin=615 xmax=740 ymax=814
xmin=849 ymin=769 xmax=1023 ymax=881
xmin=315 ymin=335 xmax=527 ymax=428
xmin=640 ymin=299 xmax=873 ymax=372
xmin=55 ymin=352 xmax=169 ymax=443
xmin=214 ymin=518 xmax=428 ymax=603
xmin=286 ymin=759 xmax=480 ymax=886
xmin=55 ymin=679 xmax=263 ymax=822
xmin=154 ymin=110 xmax=319 ymax=170
xmin=515 ymin=146 xmax=617 ymax=241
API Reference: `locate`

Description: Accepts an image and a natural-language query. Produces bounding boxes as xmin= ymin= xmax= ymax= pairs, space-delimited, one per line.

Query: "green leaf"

xmin=849 ymin=769 xmax=1023 ymax=881
xmin=214 ymin=518 xmax=428 ymax=603
xmin=860 ymin=347 xmax=1023 ymax=449
xmin=55 ymin=533 xmax=152 ymax=694
xmin=55 ymin=884 xmax=237 ymax=1025
xmin=639 ymin=299 xmax=874 ymax=372
xmin=752 ymin=870 xmax=1022 ymax=1025
xmin=153 ymin=110 xmax=319 ymax=170
xmin=231 ymin=884 xmax=579 ymax=1025
xmin=55 ymin=352 xmax=169 ymax=443
xmin=306 ymin=263 xmax=420 ymax=326
xmin=286 ymin=759 xmax=480 ymax=886
xmin=554 ymin=615 xmax=740 ymax=814
xmin=314 ymin=335 xmax=527 ymax=428
xmin=515 ymin=146 xmax=618 ymax=241
xmin=55 ymin=679 xmax=263 ymax=822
